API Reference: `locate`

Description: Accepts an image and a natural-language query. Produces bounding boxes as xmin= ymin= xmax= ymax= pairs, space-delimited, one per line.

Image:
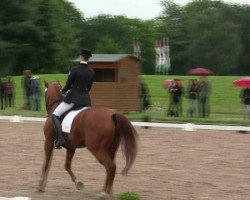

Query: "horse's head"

xmin=44 ymin=80 xmax=63 ymax=115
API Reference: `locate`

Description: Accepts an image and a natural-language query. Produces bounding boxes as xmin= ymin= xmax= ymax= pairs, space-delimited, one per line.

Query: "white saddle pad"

xmin=62 ymin=107 xmax=89 ymax=133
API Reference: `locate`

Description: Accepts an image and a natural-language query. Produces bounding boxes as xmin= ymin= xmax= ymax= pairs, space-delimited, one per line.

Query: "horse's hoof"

xmin=97 ymin=192 xmax=111 ymax=200
xmin=37 ymin=187 xmax=45 ymax=193
xmin=75 ymin=181 xmax=84 ymax=190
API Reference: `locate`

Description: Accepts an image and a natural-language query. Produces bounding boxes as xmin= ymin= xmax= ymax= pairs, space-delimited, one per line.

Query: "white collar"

xmin=80 ymin=61 xmax=87 ymax=64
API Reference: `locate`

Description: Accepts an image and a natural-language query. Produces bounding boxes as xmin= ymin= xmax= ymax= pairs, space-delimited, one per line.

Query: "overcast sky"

xmin=67 ymin=0 xmax=250 ymax=20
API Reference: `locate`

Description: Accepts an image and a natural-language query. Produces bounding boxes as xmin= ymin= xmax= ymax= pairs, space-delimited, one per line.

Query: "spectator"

xmin=22 ymin=69 xmax=32 ymax=109
xmin=0 ymin=78 xmax=5 ymax=109
xmin=187 ymin=79 xmax=199 ymax=117
xmin=5 ymin=76 xmax=15 ymax=107
xmin=140 ymin=81 xmax=151 ymax=112
xmin=2 ymin=77 xmax=8 ymax=108
xmin=240 ymin=87 xmax=250 ymax=118
xmin=198 ymin=76 xmax=211 ymax=117
xmin=167 ymin=79 xmax=183 ymax=117
xmin=166 ymin=80 xmax=174 ymax=116
xmin=31 ymin=76 xmax=41 ymax=111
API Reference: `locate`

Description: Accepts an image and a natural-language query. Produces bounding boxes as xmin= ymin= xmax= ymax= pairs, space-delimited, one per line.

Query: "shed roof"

xmin=73 ymin=54 xmax=141 ymax=63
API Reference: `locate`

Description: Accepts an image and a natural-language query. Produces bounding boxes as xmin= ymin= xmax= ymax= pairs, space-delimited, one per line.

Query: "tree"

xmin=94 ymin=36 xmax=123 ymax=53
xmin=158 ymin=0 xmax=188 ymax=74
xmin=81 ymin=15 xmax=158 ymax=74
xmin=1 ymin=0 xmax=250 ymax=75
xmin=184 ymin=0 xmax=242 ymax=74
xmin=34 ymin=0 xmax=57 ymax=73
xmin=0 ymin=0 xmax=40 ymax=75
xmin=50 ymin=0 xmax=85 ymax=72
xmin=0 ymin=0 xmax=85 ymax=75
xmin=232 ymin=5 xmax=250 ymax=75
xmin=158 ymin=0 xmax=243 ymax=75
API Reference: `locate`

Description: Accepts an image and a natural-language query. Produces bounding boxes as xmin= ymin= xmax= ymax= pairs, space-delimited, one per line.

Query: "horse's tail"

xmin=112 ymin=113 xmax=138 ymax=175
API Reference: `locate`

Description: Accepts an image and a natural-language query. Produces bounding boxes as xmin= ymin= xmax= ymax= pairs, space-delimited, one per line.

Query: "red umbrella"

xmin=234 ymin=77 xmax=250 ymax=88
xmin=187 ymin=67 xmax=213 ymax=76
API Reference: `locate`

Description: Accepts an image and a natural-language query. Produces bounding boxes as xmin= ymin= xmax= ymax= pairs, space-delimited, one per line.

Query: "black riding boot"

xmin=52 ymin=114 xmax=65 ymax=149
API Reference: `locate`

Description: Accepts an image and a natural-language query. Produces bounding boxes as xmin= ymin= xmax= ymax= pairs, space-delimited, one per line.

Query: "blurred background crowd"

xmin=0 ymin=70 xmax=41 ymax=111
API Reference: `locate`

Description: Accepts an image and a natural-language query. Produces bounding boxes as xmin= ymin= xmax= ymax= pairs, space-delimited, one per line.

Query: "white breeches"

xmin=53 ymin=102 xmax=74 ymax=117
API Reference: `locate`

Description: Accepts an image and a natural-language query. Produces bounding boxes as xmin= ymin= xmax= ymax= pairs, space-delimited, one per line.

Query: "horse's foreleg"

xmin=65 ymin=148 xmax=83 ymax=190
xmin=38 ymin=139 xmax=54 ymax=192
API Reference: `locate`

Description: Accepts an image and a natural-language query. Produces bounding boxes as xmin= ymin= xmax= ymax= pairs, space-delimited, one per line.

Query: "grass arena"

xmin=0 ymin=121 xmax=250 ymax=200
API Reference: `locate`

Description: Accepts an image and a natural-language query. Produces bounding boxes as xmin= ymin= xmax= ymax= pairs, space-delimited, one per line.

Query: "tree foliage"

xmin=81 ymin=15 xmax=158 ymax=74
xmin=94 ymin=35 xmax=124 ymax=54
xmin=158 ymin=0 xmax=250 ymax=75
xmin=0 ymin=0 xmax=250 ymax=75
xmin=0 ymin=0 xmax=83 ymax=75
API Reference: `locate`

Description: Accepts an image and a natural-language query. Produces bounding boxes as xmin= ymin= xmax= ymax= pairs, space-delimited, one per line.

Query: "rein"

xmin=48 ymin=98 xmax=62 ymax=108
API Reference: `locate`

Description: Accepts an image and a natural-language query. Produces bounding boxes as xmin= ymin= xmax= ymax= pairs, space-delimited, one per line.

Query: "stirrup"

xmin=54 ymin=140 xmax=62 ymax=149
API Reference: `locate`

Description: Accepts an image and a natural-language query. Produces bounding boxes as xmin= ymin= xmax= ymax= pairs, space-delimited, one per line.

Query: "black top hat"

xmin=80 ymin=49 xmax=92 ymax=58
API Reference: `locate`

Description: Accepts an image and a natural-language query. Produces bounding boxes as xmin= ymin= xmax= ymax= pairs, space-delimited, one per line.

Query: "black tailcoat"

xmin=62 ymin=63 xmax=94 ymax=106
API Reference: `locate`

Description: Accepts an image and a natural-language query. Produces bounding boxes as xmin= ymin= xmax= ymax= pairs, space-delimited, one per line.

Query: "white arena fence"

xmin=0 ymin=115 xmax=250 ymax=132
xmin=0 ymin=197 xmax=30 ymax=200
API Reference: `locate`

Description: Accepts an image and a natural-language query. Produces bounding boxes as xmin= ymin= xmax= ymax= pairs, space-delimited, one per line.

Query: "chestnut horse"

xmin=38 ymin=81 xmax=138 ymax=196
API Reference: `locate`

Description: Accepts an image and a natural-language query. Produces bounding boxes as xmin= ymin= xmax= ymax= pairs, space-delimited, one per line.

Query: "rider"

xmin=52 ymin=49 xmax=94 ymax=149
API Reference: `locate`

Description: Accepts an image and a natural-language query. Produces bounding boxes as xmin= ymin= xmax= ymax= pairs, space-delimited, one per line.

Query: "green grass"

xmin=117 ymin=191 xmax=141 ymax=200
xmin=0 ymin=74 xmax=249 ymax=125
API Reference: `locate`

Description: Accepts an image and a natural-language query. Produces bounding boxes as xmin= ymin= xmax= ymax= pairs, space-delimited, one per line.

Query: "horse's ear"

xmin=56 ymin=80 xmax=62 ymax=87
xmin=44 ymin=80 xmax=49 ymax=88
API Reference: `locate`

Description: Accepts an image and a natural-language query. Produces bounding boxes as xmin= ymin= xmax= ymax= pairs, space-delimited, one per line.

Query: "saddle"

xmin=60 ymin=105 xmax=89 ymax=133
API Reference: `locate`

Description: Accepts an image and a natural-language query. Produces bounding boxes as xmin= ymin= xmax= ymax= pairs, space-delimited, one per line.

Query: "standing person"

xmin=198 ymin=76 xmax=211 ymax=117
xmin=176 ymin=79 xmax=184 ymax=116
xmin=187 ymin=79 xmax=199 ymax=117
xmin=166 ymin=80 xmax=175 ymax=116
xmin=52 ymin=49 xmax=94 ymax=149
xmin=168 ymin=79 xmax=183 ymax=117
xmin=241 ymin=87 xmax=250 ymax=118
xmin=31 ymin=76 xmax=41 ymax=111
xmin=5 ymin=76 xmax=15 ymax=107
xmin=2 ymin=77 xmax=8 ymax=108
xmin=140 ymin=81 xmax=150 ymax=112
xmin=22 ymin=70 xmax=32 ymax=109
xmin=0 ymin=78 xmax=5 ymax=109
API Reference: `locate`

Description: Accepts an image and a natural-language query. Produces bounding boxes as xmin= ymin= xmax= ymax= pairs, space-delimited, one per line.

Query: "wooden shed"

xmin=74 ymin=54 xmax=142 ymax=111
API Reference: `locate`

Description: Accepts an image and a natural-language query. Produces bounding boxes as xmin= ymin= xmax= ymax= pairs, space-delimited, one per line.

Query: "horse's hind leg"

xmin=93 ymin=150 xmax=116 ymax=194
xmin=38 ymin=139 xmax=54 ymax=192
xmin=65 ymin=148 xmax=83 ymax=190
